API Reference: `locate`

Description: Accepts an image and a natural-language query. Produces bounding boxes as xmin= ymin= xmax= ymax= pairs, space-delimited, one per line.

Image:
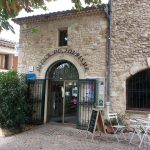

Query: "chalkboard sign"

xmin=88 ymin=109 xmax=98 ymax=133
xmin=87 ymin=108 xmax=106 ymax=140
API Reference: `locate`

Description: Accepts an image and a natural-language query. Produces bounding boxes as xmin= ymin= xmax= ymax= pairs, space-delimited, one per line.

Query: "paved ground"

xmin=0 ymin=123 xmax=149 ymax=150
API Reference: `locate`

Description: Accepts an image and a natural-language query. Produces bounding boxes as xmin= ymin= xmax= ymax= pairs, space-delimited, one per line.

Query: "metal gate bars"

xmin=27 ymin=79 xmax=46 ymax=124
xmin=27 ymin=79 xmax=96 ymax=128
xmin=77 ymin=79 xmax=96 ymax=129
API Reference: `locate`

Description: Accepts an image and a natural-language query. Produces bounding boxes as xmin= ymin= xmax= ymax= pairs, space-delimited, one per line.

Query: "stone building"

xmin=13 ymin=6 xmax=108 ymax=126
xmin=111 ymin=0 xmax=150 ymax=118
xmin=0 ymin=38 xmax=18 ymax=72
xmin=13 ymin=0 xmax=150 ymax=126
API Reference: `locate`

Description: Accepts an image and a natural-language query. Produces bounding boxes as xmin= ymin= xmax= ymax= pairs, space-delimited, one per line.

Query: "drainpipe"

xmin=105 ymin=0 xmax=112 ymax=115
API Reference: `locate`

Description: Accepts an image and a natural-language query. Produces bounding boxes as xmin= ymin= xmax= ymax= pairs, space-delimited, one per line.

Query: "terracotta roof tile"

xmin=13 ymin=5 xmax=106 ymax=24
xmin=0 ymin=38 xmax=15 ymax=49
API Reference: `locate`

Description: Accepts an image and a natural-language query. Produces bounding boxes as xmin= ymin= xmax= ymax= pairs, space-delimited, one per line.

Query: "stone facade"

xmin=111 ymin=0 xmax=150 ymax=114
xmin=17 ymin=10 xmax=107 ymax=80
xmin=14 ymin=1 xmax=150 ymax=119
xmin=14 ymin=9 xmax=108 ymax=123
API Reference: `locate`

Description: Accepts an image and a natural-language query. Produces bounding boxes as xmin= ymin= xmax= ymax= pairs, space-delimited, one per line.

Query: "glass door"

xmin=48 ymin=80 xmax=78 ymax=124
xmin=48 ymin=81 xmax=64 ymax=123
xmin=47 ymin=60 xmax=79 ymax=124
xmin=64 ymin=81 xmax=78 ymax=124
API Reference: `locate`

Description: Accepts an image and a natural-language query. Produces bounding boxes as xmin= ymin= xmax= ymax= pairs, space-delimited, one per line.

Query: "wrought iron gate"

xmin=77 ymin=79 xmax=96 ymax=129
xmin=27 ymin=79 xmax=46 ymax=124
xmin=27 ymin=78 xmax=96 ymax=128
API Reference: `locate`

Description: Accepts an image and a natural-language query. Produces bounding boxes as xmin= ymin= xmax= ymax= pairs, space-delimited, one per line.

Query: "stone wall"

xmin=111 ymin=0 xmax=150 ymax=114
xmin=19 ymin=13 xmax=107 ymax=79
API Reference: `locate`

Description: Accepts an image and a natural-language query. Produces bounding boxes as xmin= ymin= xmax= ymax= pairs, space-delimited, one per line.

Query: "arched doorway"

xmin=46 ymin=60 xmax=79 ymax=124
xmin=27 ymin=59 xmax=96 ymax=127
xmin=126 ymin=69 xmax=150 ymax=111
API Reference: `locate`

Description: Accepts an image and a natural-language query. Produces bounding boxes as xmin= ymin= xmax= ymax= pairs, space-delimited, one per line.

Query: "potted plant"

xmin=0 ymin=71 xmax=29 ymax=136
xmin=104 ymin=113 xmax=127 ymax=134
xmin=104 ymin=118 xmax=118 ymax=134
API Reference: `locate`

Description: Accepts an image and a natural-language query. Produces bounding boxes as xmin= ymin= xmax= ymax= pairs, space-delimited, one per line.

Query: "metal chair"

xmin=129 ymin=118 xmax=143 ymax=145
xmin=138 ymin=114 xmax=150 ymax=148
xmin=108 ymin=113 xmax=126 ymax=142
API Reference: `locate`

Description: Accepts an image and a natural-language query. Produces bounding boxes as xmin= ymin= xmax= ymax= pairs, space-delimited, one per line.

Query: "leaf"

xmin=0 ymin=0 xmax=4 ymax=9
xmin=0 ymin=71 xmax=29 ymax=131
xmin=32 ymin=27 xmax=39 ymax=33
xmin=0 ymin=0 xmax=102 ymax=33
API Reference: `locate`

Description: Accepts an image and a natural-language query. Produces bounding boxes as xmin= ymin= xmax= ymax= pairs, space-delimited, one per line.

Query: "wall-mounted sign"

xmin=27 ymin=66 xmax=34 ymax=72
xmin=97 ymin=78 xmax=105 ymax=108
xmin=26 ymin=73 xmax=36 ymax=79
xmin=36 ymin=48 xmax=89 ymax=71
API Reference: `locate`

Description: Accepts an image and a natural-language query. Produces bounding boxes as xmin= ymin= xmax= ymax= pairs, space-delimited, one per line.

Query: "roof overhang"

xmin=12 ymin=5 xmax=106 ymax=25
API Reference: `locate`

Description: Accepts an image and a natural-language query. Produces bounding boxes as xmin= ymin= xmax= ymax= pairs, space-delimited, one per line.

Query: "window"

xmin=0 ymin=54 xmax=9 ymax=69
xmin=59 ymin=29 xmax=68 ymax=46
xmin=126 ymin=69 xmax=150 ymax=111
xmin=49 ymin=61 xmax=79 ymax=80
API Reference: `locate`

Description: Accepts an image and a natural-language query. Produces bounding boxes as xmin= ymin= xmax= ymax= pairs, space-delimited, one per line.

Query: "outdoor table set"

xmin=107 ymin=113 xmax=150 ymax=148
xmin=128 ymin=115 xmax=150 ymax=148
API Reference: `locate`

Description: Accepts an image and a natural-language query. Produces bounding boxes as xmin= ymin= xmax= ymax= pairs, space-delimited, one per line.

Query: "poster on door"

xmin=86 ymin=83 xmax=94 ymax=102
xmin=97 ymin=79 xmax=105 ymax=107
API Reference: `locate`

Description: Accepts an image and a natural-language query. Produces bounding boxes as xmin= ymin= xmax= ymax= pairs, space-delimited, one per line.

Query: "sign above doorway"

xmin=36 ymin=48 xmax=89 ymax=71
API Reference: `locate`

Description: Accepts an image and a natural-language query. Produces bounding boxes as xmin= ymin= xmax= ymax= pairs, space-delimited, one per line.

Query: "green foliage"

xmin=117 ymin=113 xmax=127 ymax=125
xmin=0 ymin=0 xmax=101 ymax=32
xmin=0 ymin=0 xmax=52 ymax=32
xmin=72 ymin=0 xmax=101 ymax=10
xmin=104 ymin=113 xmax=126 ymax=126
xmin=104 ymin=118 xmax=118 ymax=126
xmin=31 ymin=27 xmax=39 ymax=33
xmin=0 ymin=71 xmax=29 ymax=131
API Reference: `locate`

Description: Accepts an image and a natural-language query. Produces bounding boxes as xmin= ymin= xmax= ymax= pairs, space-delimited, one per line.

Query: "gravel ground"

xmin=0 ymin=123 xmax=149 ymax=150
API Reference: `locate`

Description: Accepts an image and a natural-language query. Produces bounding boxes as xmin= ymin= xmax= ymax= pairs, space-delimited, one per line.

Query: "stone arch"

xmin=119 ymin=62 xmax=149 ymax=81
xmin=47 ymin=60 xmax=79 ymax=80
xmin=37 ymin=53 xmax=86 ymax=79
xmin=110 ymin=62 xmax=149 ymax=113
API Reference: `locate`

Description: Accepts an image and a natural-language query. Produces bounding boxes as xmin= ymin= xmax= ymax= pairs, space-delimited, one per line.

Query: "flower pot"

xmin=105 ymin=125 xmax=115 ymax=134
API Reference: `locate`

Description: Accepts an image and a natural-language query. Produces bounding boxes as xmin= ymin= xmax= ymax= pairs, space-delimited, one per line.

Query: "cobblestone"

xmin=0 ymin=123 xmax=149 ymax=150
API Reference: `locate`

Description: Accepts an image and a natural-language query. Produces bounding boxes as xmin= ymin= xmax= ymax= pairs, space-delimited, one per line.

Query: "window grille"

xmin=126 ymin=69 xmax=150 ymax=111
xmin=27 ymin=79 xmax=46 ymax=124
xmin=49 ymin=61 xmax=79 ymax=80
